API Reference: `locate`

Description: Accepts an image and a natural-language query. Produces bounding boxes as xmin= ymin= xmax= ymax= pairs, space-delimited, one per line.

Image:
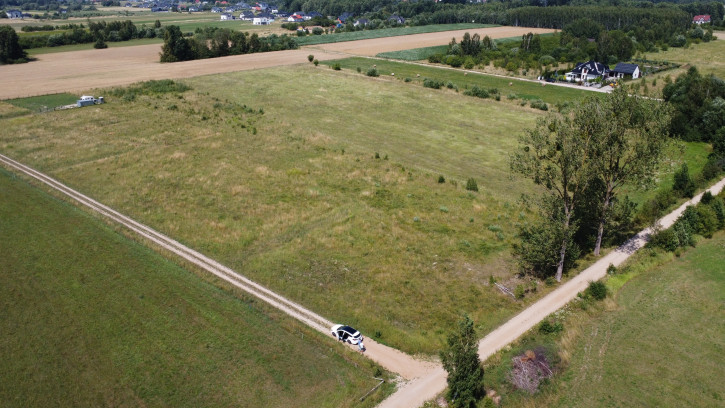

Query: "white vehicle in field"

xmin=331 ymin=324 xmax=363 ymax=345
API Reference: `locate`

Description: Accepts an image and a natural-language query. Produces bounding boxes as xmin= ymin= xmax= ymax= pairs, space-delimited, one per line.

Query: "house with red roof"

xmin=692 ymin=15 xmax=711 ymax=25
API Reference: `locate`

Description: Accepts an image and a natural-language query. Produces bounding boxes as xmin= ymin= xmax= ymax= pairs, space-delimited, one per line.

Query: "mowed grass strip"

xmin=5 ymin=93 xmax=78 ymax=111
xmin=0 ymin=169 xmax=390 ymax=408
xmin=375 ymin=35 xmax=548 ymax=61
xmin=321 ymin=57 xmax=596 ymax=106
xmin=550 ymin=233 xmax=725 ymax=407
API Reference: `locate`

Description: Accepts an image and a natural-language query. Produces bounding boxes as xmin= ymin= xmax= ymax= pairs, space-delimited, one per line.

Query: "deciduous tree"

xmin=511 ymin=113 xmax=593 ymax=281
xmin=579 ymin=87 xmax=670 ymax=255
xmin=440 ymin=315 xmax=485 ymax=408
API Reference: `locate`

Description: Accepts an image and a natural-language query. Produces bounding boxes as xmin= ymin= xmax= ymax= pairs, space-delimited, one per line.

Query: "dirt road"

xmin=0 ymin=26 xmax=553 ymax=100
xmin=0 ymin=152 xmax=435 ymax=383
xmin=377 ymin=176 xmax=725 ymax=408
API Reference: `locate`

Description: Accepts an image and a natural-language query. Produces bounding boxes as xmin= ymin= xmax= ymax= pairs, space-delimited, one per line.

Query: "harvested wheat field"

xmin=0 ymin=26 xmax=554 ymax=99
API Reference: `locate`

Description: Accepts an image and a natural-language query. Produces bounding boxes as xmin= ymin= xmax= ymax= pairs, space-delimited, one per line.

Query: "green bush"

xmin=529 ymin=99 xmax=549 ymax=111
xmin=695 ymin=205 xmax=719 ymax=238
xmin=313 ymin=59 xmax=319 ymax=66
xmin=366 ymin=68 xmax=379 ymax=77
xmin=709 ymin=197 xmax=725 ymax=229
xmin=649 ymin=228 xmax=680 ymax=251
xmin=701 ymin=191 xmax=714 ymax=204
xmin=423 ymin=78 xmax=444 ymax=89
xmin=515 ymin=284 xmax=525 ymax=299
xmin=538 ymin=319 xmax=563 ymax=334
xmin=587 ymin=280 xmax=607 ymax=300
xmin=438 ymin=175 xmax=446 ymax=183
xmin=673 ymin=162 xmax=696 ymax=198
xmin=464 ymin=85 xmax=489 ymax=99
xmin=307 ymin=54 xmax=314 ymax=62
xmin=465 ymin=178 xmax=478 ymax=192
xmin=331 ymin=62 xmax=341 ymax=70
xmin=428 ymin=54 xmax=442 ymax=63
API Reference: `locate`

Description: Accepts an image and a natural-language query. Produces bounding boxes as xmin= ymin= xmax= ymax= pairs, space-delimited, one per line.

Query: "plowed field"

xmin=1 ymin=26 xmax=553 ymax=99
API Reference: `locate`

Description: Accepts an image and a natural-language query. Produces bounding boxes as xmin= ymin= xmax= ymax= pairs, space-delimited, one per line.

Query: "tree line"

xmin=511 ymin=66 xmax=725 ymax=281
xmin=15 ymin=20 xmax=163 ymax=49
xmin=160 ymin=26 xmax=298 ymax=63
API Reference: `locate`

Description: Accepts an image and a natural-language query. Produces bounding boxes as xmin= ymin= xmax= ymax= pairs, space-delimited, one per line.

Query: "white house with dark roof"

xmin=6 ymin=9 xmax=23 ymax=18
xmin=565 ymin=61 xmax=610 ymax=82
xmin=610 ymin=63 xmax=640 ymax=79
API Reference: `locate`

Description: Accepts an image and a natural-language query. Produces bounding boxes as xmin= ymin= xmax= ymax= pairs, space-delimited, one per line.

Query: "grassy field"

xmin=27 ymin=37 xmax=163 ymax=56
xmin=641 ymin=31 xmax=725 ymax=79
xmin=0 ymin=65 xmax=707 ymax=354
xmin=5 ymin=93 xmax=78 ymax=111
xmin=556 ymin=232 xmax=725 ymax=407
xmin=377 ymin=45 xmax=449 ymax=61
xmin=321 ymin=57 xmax=598 ymax=106
xmin=375 ymin=35 xmax=543 ymax=61
xmin=0 ymin=101 xmax=31 ymax=119
xmin=0 ymin=168 xmax=391 ymax=408
xmin=492 ymin=229 xmax=725 ymax=407
xmin=0 ymin=67 xmax=551 ymax=354
xmin=296 ymin=24 xmax=496 ymax=46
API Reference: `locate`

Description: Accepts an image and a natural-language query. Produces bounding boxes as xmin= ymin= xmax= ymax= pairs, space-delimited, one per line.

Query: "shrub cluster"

xmin=649 ymin=190 xmax=725 ymax=251
xmin=463 ymin=86 xmax=499 ymax=100
xmin=423 ymin=78 xmax=444 ymax=89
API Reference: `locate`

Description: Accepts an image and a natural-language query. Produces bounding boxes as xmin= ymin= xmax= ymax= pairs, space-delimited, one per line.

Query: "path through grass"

xmin=0 ymin=168 xmax=390 ymax=408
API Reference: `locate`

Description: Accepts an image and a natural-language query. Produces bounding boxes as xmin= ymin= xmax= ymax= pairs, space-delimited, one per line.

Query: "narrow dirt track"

xmin=377 ymin=176 xmax=725 ymax=408
xmin=0 ymin=152 xmax=436 ymax=381
xmin=0 ymin=26 xmax=554 ymax=99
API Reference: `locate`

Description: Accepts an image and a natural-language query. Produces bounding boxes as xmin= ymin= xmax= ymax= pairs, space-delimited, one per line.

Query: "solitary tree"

xmin=0 ymin=25 xmax=27 ymax=64
xmin=579 ymin=87 xmax=670 ymax=255
xmin=511 ymin=113 xmax=593 ymax=281
xmin=160 ymin=25 xmax=194 ymax=62
xmin=440 ymin=315 xmax=485 ymax=408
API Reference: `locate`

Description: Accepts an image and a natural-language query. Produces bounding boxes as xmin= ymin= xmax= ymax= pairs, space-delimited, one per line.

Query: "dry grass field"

xmin=0 ymin=26 xmax=554 ymax=100
xmin=0 ymin=67 xmax=550 ymax=353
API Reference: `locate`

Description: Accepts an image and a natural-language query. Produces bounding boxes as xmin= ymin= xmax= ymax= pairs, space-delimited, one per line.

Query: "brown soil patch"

xmin=1 ymin=26 xmax=554 ymax=100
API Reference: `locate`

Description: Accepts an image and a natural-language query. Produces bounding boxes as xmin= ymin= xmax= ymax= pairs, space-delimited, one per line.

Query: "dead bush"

xmin=508 ymin=348 xmax=553 ymax=394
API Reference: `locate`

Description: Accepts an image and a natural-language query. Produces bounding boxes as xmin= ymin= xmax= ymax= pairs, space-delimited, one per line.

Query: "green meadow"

xmin=492 ymin=229 xmax=725 ymax=407
xmin=0 ymin=168 xmax=391 ymax=408
xmin=320 ymin=57 xmax=597 ymax=106
xmin=0 ymin=64 xmax=705 ymax=354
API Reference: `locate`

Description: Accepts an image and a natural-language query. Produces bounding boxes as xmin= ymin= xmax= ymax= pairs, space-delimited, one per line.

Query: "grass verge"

xmin=483 ymin=228 xmax=725 ymax=407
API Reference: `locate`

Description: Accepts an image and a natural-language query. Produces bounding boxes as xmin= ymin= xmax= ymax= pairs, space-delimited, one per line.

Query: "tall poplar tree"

xmin=511 ymin=114 xmax=593 ymax=281
xmin=580 ymin=87 xmax=670 ymax=255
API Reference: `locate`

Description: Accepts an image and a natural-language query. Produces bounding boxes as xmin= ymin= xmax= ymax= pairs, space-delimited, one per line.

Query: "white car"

xmin=331 ymin=324 xmax=363 ymax=345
